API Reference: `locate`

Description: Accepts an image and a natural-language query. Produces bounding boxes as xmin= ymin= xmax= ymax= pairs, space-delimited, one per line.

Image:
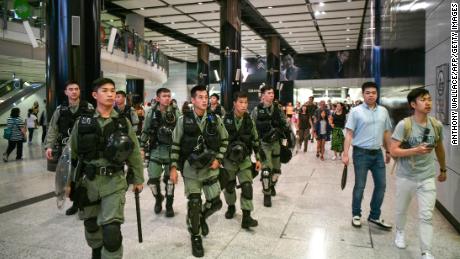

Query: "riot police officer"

xmin=140 ymin=87 xmax=181 ymax=217
xmin=208 ymin=93 xmax=225 ymax=117
xmin=114 ymin=90 xmax=139 ymax=133
xmin=170 ymin=85 xmax=228 ymax=257
xmin=45 ymin=80 xmax=94 ymax=216
xmin=222 ymin=91 xmax=260 ymax=229
xmin=251 ymin=85 xmax=289 ymax=207
xmin=68 ymin=78 xmax=144 ymax=259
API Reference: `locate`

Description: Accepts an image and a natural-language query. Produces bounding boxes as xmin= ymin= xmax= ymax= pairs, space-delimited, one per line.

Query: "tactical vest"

xmin=148 ymin=104 xmax=177 ymax=146
xmin=255 ymin=103 xmax=282 ymax=139
xmin=76 ymin=115 xmax=130 ymax=164
xmin=180 ymin=111 xmax=221 ymax=159
xmin=223 ymin=112 xmax=253 ymax=156
xmin=209 ymin=104 xmax=223 ymax=117
xmin=115 ymin=105 xmax=133 ymax=125
xmin=57 ymin=100 xmax=93 ymax=138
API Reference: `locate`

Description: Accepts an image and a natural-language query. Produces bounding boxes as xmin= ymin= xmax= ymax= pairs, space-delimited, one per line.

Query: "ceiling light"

xmin=166 ymin=39 xmax=169 ymax=42
xmin=289 ymin=32 xmax=292 ymax=34
xmin=140 ymin=7 xmax=145 ymax=10
xmin=346 ymin=17 xmax=351 ymax=20
xmin=110 ymin=19 xmax=114 ymax=22
xmin=346 ymin=28 xmax=350 ymax=31
xmin=346 ymin=38 xmax=350 ymax=41
xmin=194 ymin=32 xmax=197 ymax=35
xmin=268 ymin=6 xmax=273 ymax=9
xmin=321 ymin=11 xmax=326 ymax=15
xmin=319 ymin=2 xmax=325 ymax=7
xmin=185 ymin=46 xmax=188 ymax=48
xmin=279 ymin=21 xmax=283 ymax=24
xmin=315 ymin=11 xmax=320 ymax=15
xmin=171 ymin=22 xmax=175 ymax=24
xmin=198 ymin=2 xmax=203 ymax=5
xmin=346 ymin=45 xmax=350 ymax=48
xmin=211 ymin=40 xmax=215 ymax=43
xmin=251 ymin=38 xmax=255 ymax=41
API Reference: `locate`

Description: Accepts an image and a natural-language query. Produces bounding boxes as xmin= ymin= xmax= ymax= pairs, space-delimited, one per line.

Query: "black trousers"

xmin=6 ymin=140 xmax=23 ymax=159
xmin=41 ymin=126 xmax=47 ymax=143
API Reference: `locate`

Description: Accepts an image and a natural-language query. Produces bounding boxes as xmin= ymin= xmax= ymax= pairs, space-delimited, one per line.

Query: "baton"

xmin=134 ymin=190 xmax=143 ymax=243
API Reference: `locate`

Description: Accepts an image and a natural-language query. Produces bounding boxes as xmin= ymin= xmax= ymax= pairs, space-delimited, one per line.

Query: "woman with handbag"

xmin=3 ymin=107 xmax=26 ymax=162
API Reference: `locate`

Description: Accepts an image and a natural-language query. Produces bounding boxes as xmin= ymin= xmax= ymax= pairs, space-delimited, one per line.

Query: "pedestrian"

xmin=209 ymin=93 xmax=225 ymax=117
xmin=251 ymin=85 xmax=290 ymax=207
xmin=330 ymin=102 xmax=346 ymax=160
xmin=390 ymin=88 xmax=446 ymax=259
xmin=26 ymin=108 xmax=38 ymax=144
xmin=3 ymin=107 xmax=25 ymax=162
xmin=68 ymin=78 xmax=144 ymax=259
xmin=222 ymin=91 xmax=260 ymax=229
xmin=141 ymin=87 xmax=181 ymax=217
xmin=45 ymin=80 xmax=94 ymax=216
xmin=169 ymin=85 xmax=229 ymax=257
xmin=39 ymin=99 xmax=48 ymax=144
xmin=314 ymin=110 xmax=332 ymax=161
xmin=342 ymin=81 xmax=393 ymax=230
xmin=285 ymin=102 xmax=294 ymax=118
xmin=297 ymin=105 xmax=312 ymax=152
xmin=31 ymin=101 xmax=39 ymax=117
xmin=313 ymin=100 xmax=331 ymax=158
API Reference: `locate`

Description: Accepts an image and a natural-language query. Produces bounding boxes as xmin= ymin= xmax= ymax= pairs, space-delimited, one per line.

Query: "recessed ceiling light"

xmin=268 ymin=6 xmax=273 ymax=9
xmin=140 ymin=7 xmax=145 ymax=10
xmin=279 ymin=21 xmax=283 ymax=24
xmin=321 ymin=11 xmax=326 ymax=15
xmin=194 ymin=32 xmax=198 ymax=35
xmin=251 ymin=38 xmax=255 ymax=41
xmin=347 ymin=17 xmax=351 ymax=20
xmin=319 ymin=2 xmax=325 ymax=7
xmin=289 ymin=32 xmax=292 ymax=34
xmin=211 ymin=40 xmax=215 ymax=43
xmin=171 ymin=22 xmax=175 ymax=24
xmin=185 ymin=46 xmax=188 ymax=48
xmin=198 ymin=2 xmax=203 ymax=5
xmin=110 ymin=19 xmax=114 ymax=22
xmin=346 ymin=45 xmax=350 ymax=48
xmin=315 ymin=11 xmax=320 ymax=15
xmin=166 ymin=39 xmax=169 ymax=42
xmin=346 ymin=38 xmax=350 ymax=40
xmin=347 ymin=28 xmax=350 ymax=31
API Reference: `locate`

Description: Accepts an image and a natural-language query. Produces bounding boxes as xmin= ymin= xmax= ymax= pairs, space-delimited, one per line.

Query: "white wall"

xmin=425 ymin=0 xmax=460 ymax=225
xmin=154 ymin=62 xmax=189 ymax=106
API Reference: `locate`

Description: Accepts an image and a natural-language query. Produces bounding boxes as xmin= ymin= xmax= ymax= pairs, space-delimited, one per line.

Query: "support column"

xmin=79 ymin=0 xmax=101 ymax=103
xmin=197 ymin=44 xmax=210 ymax=87
xmin=126 ymin=79 xmax=145 ymax=105
xmin=220 ymin=0 xmax=241 ymax=111
xmin=373 ymin=0 xmax=382 ymax=103
xmin=266 ymin=36 xmax=280 ymax=88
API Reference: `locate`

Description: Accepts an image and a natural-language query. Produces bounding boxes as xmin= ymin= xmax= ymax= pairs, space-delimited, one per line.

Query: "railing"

xmin=100 ymin=22 xmax=169 ymax=77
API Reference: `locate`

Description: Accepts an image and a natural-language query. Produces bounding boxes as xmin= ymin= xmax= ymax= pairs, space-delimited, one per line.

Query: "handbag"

xmin=3 ymin=128 xmax=12 ymax=140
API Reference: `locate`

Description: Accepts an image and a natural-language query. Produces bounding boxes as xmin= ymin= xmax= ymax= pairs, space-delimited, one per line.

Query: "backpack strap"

xmin=402 ymin=117 xmax=412 ymax=143
xmin=428 ymin=116 xmax=441 ymax=146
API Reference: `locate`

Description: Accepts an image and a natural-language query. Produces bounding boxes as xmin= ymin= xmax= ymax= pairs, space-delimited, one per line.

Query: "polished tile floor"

xmin=0 ymin=132 xmax=459 ymax=259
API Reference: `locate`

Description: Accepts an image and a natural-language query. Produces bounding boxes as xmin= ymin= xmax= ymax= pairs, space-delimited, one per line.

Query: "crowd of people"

xmin=0 ymin=80 xmax=448 ymax=259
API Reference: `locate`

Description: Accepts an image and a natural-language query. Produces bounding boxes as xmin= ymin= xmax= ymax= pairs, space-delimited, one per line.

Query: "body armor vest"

xmin=57 ymin=100 xmax=93 ymax=139
xmin=223 ymin=112 xmax=253 ymax=157
xmin=76 ymin=115 xmax=131 ymax=164
xmin=255 ymin=103 xmax=283 ymax=140
xmin=180 ymin=111 xmax=221 ymax=159
xmin=148 ymin=104 xmax=177 ymax=147
xmin=209 ymin=104 xmax=223 ymax=117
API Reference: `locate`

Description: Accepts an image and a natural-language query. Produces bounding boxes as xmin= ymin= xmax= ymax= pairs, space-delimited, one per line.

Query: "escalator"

xmin=0 ymin=80 xmax=45 ymax=115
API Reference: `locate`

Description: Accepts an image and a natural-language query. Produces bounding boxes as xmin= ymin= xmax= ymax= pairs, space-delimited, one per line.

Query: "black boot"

xmin=66 ymin=203 xmax=78 ymax=216
xmin=191 ymin=235 xmax=204 ymax=257
xmin=91 ymin=246 xmax=102 ymax=259
xmin=154 ymin=194 xmax=164 ymax=214
xmin=200 ymin=216 xmax=209 ymax=236
xmin=225 ymin=205 xmax=236 ymax=219
xmin=241 ymin=210 xmax=258 ymax=229
xmin=270 ymin=185 xmax=277 ymax=196
xmin=263 ymin=195 xmax=272 ymax=207
xmin=165 ymin=195 xmax=175 ymax=217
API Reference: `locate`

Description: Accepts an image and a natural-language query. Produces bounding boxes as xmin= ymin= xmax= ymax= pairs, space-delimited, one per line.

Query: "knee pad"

xmin=187 ymin=194 xmax=202 ymax=235
xmin=147 ymin=178 xmax=161 ymax=196
xmin=225 ymin=180 xmax=236 ymax=194
xmin=203 ymin=196 xmax=222 ymax=219
xmin=84 ymin=217 xmax=99 ymax=233
xmin=240 ymin=182 xmax=253 ymax=200
xmin=102 ymin=223 xmax=122 ymax=252
xmin=261 ymin=168 xmax=272 ymax=191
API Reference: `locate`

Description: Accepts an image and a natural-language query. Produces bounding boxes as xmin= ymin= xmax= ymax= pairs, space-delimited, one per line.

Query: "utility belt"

xmin=353 ymin=146 xmax=381 ymax=155
xmin=83 ymin=164 xmax=124 ymax=180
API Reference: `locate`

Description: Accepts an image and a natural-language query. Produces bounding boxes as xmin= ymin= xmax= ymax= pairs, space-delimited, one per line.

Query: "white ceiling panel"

xmin=190 ymin=12 xmax=220 ymax=21
xmin=319 ymin=23 xmax=361 ymax=31
xmin=250 ymin=0 xmax=305 ymax=8
xmin=134 ymin=7 xmax=181 ymax=17
xmin=311 ymin=1 xmax=366 ymax=12
xmin=258 ymin=6 xmax=309 ymax=16
xmin=265 ymin=14 xmax=310 ymax=23
xmin=113 ymin=0 xmax=165 ymax=9
xmin=163 ymin=0 xmax=207 ymax=4
xmin=281 ymin=32 xmax=319 ymax=38
xmin=175 ymin=2 xmax=220 ymax=13
xmin=201 ymin=20 xmax=220 ymax=27
xmin=321 ymin=29 xmax=360 ymax=36
xmin=150 ymin=15 xmax=193 ymax=23
xmin=277 ymin=27 xmax=317 ymax=33
xmin=315 ymin=10 xmax=364 ymax=19
xmin=193 ymin=32 xmax=219 ymax=38
xmin=322 ymin=35 xmax=359 ymax=40
xmin=317 ymin=17 xmax=362 ymax=26
xmin=166 ymin=22 xmax=203 ymax=29
xmin=272 ymin=20 xmax=315 ymax=28
xmin=179 ymin=27 xmax=215 ymax=34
